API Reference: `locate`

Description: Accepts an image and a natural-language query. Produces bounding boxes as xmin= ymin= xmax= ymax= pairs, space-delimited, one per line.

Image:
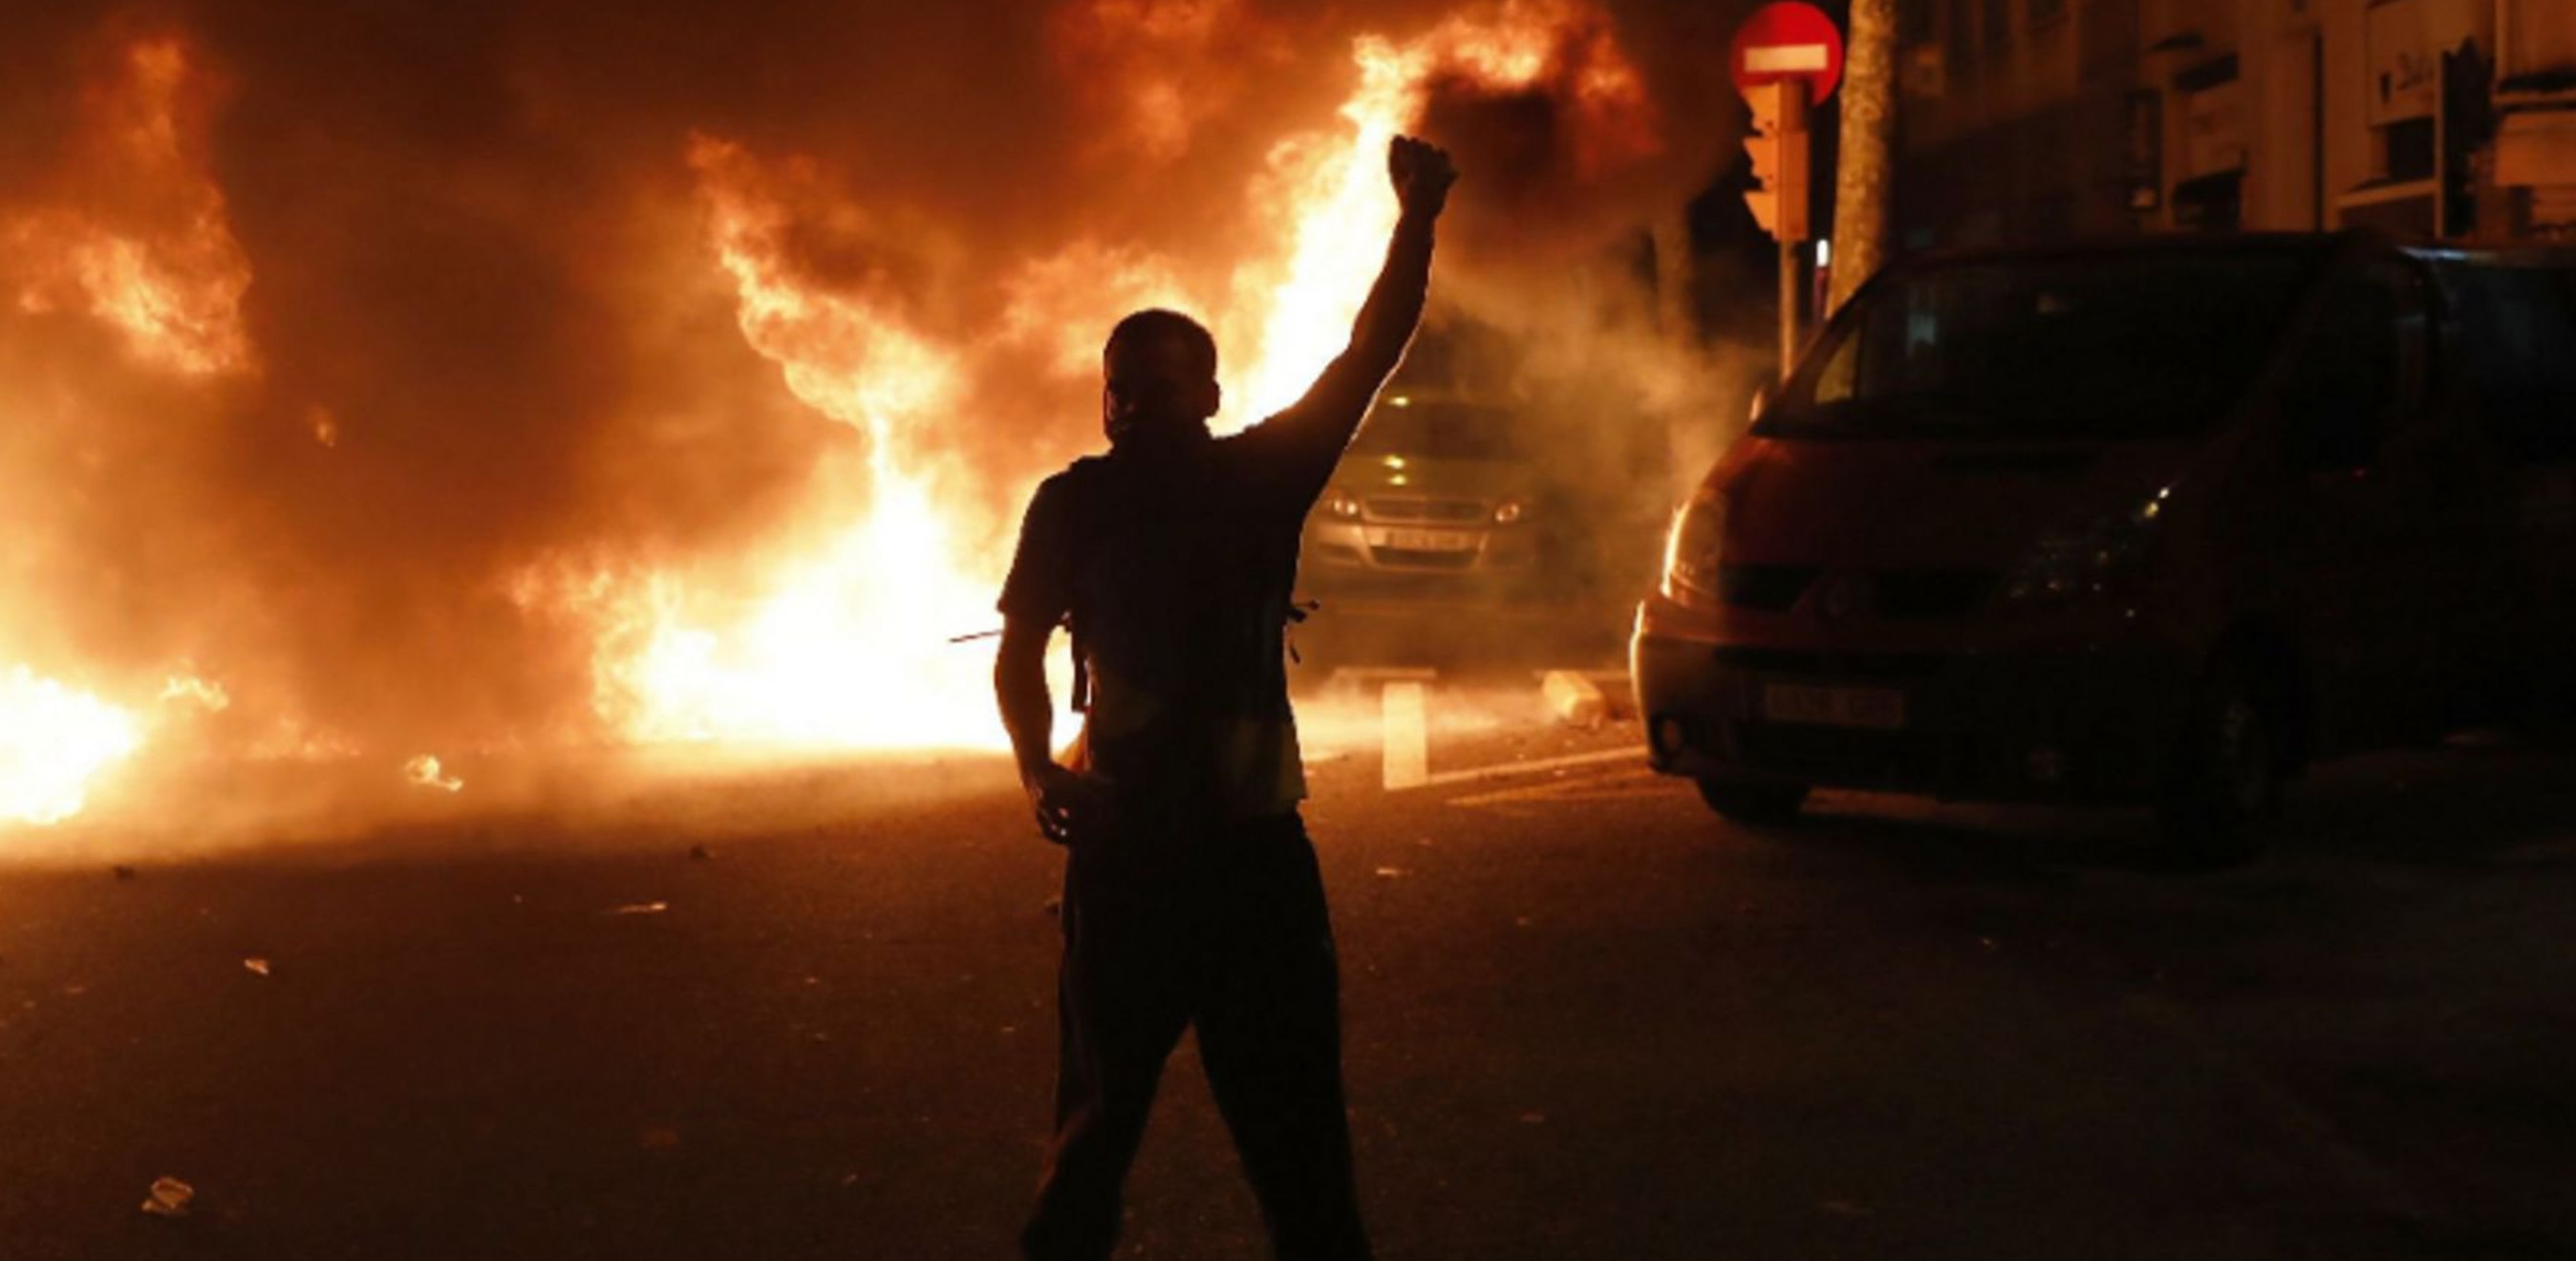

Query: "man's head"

xmin=1103 ymin=309 xmax=1220 ymax=448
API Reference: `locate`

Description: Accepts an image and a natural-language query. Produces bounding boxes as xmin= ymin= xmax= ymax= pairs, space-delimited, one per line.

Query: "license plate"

xmin=1376 ymin=527 xmax=1479 ymax=552
xmin=1760 ymin=683 xmax=1907 ymax=730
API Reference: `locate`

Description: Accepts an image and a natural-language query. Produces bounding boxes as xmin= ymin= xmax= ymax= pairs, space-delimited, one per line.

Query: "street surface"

xmin=4 ymin=682 xmax=2574 ymax=1260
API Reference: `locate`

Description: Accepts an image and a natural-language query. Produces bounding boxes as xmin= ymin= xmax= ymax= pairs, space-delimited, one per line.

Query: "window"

xmin=1950 ymin=0 xmax=1981 ymax=71
xmin=1350 ymin=400 xmax=1528 ymax=460
xmin=1765 ymin=247 xmax=2324 ymax=440
xmin=2278 ymin=260 xmax=2430 ymax=470
xmin=2436 ymin=261 xmax=2576 ymax=465
xmin=1901 ymin=0 xmax=1938 ymax=46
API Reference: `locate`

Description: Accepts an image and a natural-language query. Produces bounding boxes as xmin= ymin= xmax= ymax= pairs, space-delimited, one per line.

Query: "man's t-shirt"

xmin=998 ymin=366 xmax=1389 ymax=821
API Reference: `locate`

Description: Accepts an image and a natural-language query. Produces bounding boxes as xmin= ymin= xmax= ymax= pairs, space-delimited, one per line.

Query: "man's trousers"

xmin=1021 ymin=813 xmax=1371 ymax=1261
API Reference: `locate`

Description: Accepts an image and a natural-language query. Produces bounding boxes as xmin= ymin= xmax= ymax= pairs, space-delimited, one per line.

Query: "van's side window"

xmin=2281 ymin=261 xmax=2428 ymax=472
xmin=2435 ymin=262 xmax=2576 ymax=466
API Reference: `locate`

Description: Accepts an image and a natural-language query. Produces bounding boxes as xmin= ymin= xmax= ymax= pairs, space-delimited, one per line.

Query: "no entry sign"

xmin=1730 ymin=1 xmax=1845 ymax=105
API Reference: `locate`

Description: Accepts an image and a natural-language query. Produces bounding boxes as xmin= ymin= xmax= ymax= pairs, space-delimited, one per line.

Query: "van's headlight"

xmin=2004 ymin=491 xmax=2168 ymax=604
xmin=1493 ymin=498 xmax=1525 ymax=524
xmin=1321 ymin=488 xmax=1363 ymax=520
xmin=1659 ymin=487 xmax=1726 ymax=605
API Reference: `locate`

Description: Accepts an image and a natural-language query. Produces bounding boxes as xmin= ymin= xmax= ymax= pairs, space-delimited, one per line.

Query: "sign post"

xmin=1731 ymin=2 xmax=1844 ymax=375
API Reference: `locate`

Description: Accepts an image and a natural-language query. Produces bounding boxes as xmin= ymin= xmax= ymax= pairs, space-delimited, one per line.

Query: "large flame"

xmin=1236 ymin=0 xmax=1654 ymax=415
xmin=6 ymin=38 xmax=254 ymax=377
xmin=589 ymin=0 xmax=1656 ymax=752
xmin=4 ymin=3 xmax=1670 ymax=825
xmin=0 ymin=667 xmax=143 ymax=827
xmin=585 ymin=139 xmax=1014 ymax=748
xmin=1 ymin=33 xmax=250 ymax=828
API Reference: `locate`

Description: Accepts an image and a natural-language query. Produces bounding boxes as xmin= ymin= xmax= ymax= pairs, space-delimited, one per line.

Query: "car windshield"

xmin=1761 ymin=248 xmax=2322 ymax=440
xmin=1351 ymin=399 xmax=1525 ymax=460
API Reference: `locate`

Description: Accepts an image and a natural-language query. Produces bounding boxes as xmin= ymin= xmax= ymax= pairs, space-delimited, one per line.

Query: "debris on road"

xmin=688 ymin=844 xmax=712 ymax=862
xmin=140 ymin=1176 xmax=194 ymax=1218
xmin=243 ymin=957 xmax=271 ymax=977
xmin=607 ymin=902 xmax=669 ymax=916
xmin=1541 ymin=671 xmax=1609 ymax=729
xmin=1373 ymin=866 xmax=1406 ymax=880
xmin=112 ymin=865 xmax=137 ymax=882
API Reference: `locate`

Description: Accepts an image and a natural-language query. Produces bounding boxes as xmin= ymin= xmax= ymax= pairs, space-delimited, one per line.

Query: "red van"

xmin=1631 ymin=231 xmax=2576 ymax=858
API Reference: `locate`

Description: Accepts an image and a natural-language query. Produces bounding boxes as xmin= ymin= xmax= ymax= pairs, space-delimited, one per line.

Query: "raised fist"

xmin=1389 ymin=135 xmax=1457 ymax=220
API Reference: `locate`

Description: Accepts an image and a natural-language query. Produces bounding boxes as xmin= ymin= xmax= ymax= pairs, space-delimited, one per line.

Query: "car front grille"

xmin=1710 ymin=648 xmax=1948 ymax=681
xmin=1366 ymin=496 xmax=1488 ymax=524
xmin=1735 ymin=722 xmax=1971 ymax=786
xmin=1873 ymin=569 xmax=1994 ymax=618
xmin=1370 ymin=546 xmax=1482 ymax=570
xmin=1715 ymin=567 xmax=1993 ymax=618
xmin=1719 ymin=565 xmax=1817 ymax=610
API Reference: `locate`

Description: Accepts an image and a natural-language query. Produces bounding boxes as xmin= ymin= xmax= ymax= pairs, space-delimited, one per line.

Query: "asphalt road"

xmin=4 ymin=686 xmax=2574 ymax=1260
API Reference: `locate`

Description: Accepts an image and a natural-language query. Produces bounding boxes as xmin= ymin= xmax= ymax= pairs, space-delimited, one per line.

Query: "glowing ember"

xmin=160 ymin=674 xmax=231 ymax=713
xmin=403 ymin=755 xmax=464 ymax=794
xmin=5 ymin=38 xmax=254 ymax=377
xmin=0 ymin=666 xmax=144 ymax=827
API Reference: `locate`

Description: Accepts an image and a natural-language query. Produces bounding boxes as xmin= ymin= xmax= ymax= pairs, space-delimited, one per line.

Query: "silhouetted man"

xmin=994 ymin=135 xmax=1455 ymax=1261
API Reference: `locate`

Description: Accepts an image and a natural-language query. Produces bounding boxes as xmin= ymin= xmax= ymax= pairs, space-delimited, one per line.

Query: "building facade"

xmin=1892 ymin=0 xmax=2576 ymax=247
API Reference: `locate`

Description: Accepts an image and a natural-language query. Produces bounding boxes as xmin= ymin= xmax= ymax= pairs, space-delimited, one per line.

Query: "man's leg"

xmin=1023 ymin=857 xmax=1194 ymax=1261
xmin=1195 ymin=819 xmax=1373 ymax=1261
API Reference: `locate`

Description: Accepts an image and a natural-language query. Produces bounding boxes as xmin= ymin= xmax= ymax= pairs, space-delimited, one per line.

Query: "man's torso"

xmin=1045 ymin=437 xmax=1310 ymax=819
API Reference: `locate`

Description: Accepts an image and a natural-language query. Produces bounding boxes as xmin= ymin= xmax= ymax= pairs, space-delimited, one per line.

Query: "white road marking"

xmin=2121 ymin=994 xmax=2432 ymax=1224
xmin=1425 ymin=746 xmax=1641 ymax=788
xmin=1382 ymin=681 xmax=1429 ymax=790
xmin=1448 ymin=765 xmax=1668 ymax=809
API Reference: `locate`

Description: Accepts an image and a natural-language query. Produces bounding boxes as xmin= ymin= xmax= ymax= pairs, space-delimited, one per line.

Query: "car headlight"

xmin=1320 ymin=489 xmax=1363 ymax=520
xmin=1659 ymin=487 xmax=1726 ymax=604
xmin=2004 ymin=491 xmax=2168 ymax=604
xmin=1492 ymin=498 xmax=1525 ymax=524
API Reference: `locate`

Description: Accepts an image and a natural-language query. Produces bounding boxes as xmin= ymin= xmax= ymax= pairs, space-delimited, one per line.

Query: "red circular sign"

xmin=1729 ymin=1 xmax=1845 ymax=104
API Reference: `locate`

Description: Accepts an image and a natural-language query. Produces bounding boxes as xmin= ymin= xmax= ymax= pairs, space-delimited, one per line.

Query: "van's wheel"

xmin=2157 ymin=660 xmax=2284 ymax=865
xmin=1695 ymin=778 xmax=1811 ymax=826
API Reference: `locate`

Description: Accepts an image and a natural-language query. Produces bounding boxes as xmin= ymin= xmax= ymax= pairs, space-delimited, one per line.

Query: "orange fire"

xmin=0 ymin=667 xmax=143 ymax=827
xmin=6 ymin=37 xmax=254 ymax=377
xmin=6 ymin=4 xmax=1668 ymax=827
xmin=585 ymin=0 xmax=1657 ymax=752
xmin=582 ymin=138 xmax=1027 ymax=749
xmin=1240 ymin=0 xmax=1655 ymax=414
xmin=1 ymin=34 xmax=253 ymax=828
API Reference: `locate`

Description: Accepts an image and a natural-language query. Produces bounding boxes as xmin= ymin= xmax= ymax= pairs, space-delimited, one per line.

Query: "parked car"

xmin=1304 ymin=391 xmax=1544 ymax=596
xmin=1631 ymin=230 xmax=2576 ymax=858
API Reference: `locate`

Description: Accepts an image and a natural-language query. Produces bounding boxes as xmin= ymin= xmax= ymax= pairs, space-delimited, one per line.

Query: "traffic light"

xmin=1742 ymin=80 xmax=1810 ymax=241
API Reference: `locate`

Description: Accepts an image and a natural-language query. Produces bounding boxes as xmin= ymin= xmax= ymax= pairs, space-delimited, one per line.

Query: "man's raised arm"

xmin=1258 ymin=136 xmax=1456 ymax=493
